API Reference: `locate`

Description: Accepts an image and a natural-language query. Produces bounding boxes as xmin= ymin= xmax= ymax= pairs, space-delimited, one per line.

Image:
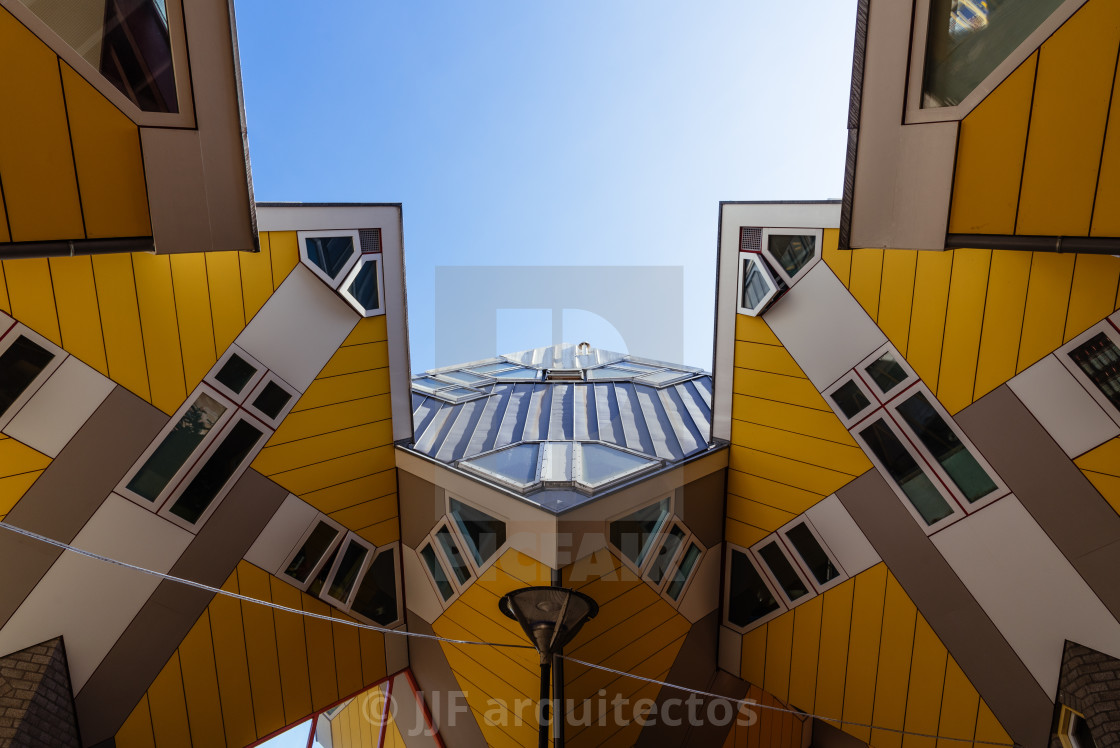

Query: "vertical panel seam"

xmin=876 ymin=249 xmax=887 ymax=324
xmin=865 ymin=569 xmax=887 ymax=743
xmin=167 ymin=257 xmax=193 ymax=399
xmin=74 ymin=255 xmax=112 ymax=375
xmin=931 ymin=252 xmax=956 ymax=396
xmin=127 ymin=254 xmax=154 ymax=401
xmin=234 ymin=565 xmax=265 ymax=740
xmin=0 ymin=164 xmax=13 ymax=242
xmin=142 ymin=693 xmax=157 ymax=748
xmin=266 ymin=576 xmax=289 ymax=725
xmin=172 ymin=651 xmax=197 ymax=748
xmin=933 ymin=648 xmax=950 ymax=744
xmin=968 ymin=252 xmax=995 ymax=405
xmin=1090 ymin=38 xmax=1120 ymax=233
xmin=0 ymin=264 xmax=10 ymax=314
xmin=202 ymin=610 xmax=231 ymax=748
xmin=1013 ymin=53 xmax=1041 ymax=235
xmin=1013 ymin=253 xmax=1037 ymax=373
xmin=43 ymin=255 xmax=63 ymax=347
xmin=55 ymin=59 xmax=87 ymax=240
xmin=899 ymin=607 xmax=918 ymax=746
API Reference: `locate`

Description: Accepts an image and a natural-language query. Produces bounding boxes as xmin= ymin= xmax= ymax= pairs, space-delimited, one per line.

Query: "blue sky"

xmin=235 ymin=0 xmax=856 ymax=373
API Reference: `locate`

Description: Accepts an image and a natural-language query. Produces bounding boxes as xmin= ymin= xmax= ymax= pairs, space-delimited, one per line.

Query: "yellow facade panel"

xmin=302 ymin=594 xmax=340 ymax=711
xmin=0 ymin=435 xmax=52 ymax=474
xmin=1092 ymin=46 xmax=1120 ymax=236
xmin=727 ymin=468 xmax=825 ymax=517
xmin=170 ymin=253 xmax=218 ymax=390
xmin=331 ymin=613 xmax=365 ymax=699
xmin=268 ymin=576 xmax=314 ymax=725
xmin=813 ymin=576 xmax=855 ymax=723
xmin=304 ymin=468 xmax=397 ymax=514
xmin=1017 ymin=253 xmax=1076 ymax=374
xmin=0 ymin=8 xmax=83 ymax=242
xmin=92 ymin=253 xmax=151 ymax=402
xmin=0 ymin=265 xmax=9 ymax=311
xmin=902 ymin=617 xmax=948 ymax=748
xmin=146 ymin=652 xmax=192 ymax=748
xmin=736 ymin=313 xmax=782 ymax=345
xmin=241 ymin=233 xmax=277 ymax=323
xmin=295 ymin=368 xmax=392 ymax=411
xmin=132 ymin=254 xmax=186 ymax=415
xmin=254 ymin=420 xmax=394 ymax=476
xmin=732 ymin=420 xmax=870 ymax=477
xmin=729 ymin=446 xmax=858 ymax=498
xmin=1079 ymin=470 xmax=1120 ymax=516
xmin=735 ymin=340 xmax=806 ymax=378
xmin=59 ymin=64 xmax=149 ymax=238
xmin=319 ymin=341 xmax=390 ymax=378
xmin=260 ymin=444 xmax=395 ymax=496
xmin=974 ymin=701 xmax=1013 ymax=747
xmin=733 ymin=395 xmax=857 ymax=445
xmin=268 ymin=395 xmax=392 ymax=447
xmin=935 ymin=659 xmax=981 ymax=748
xmin=726 ymin=494 xmax=799 ymax=533
xmin=822 ymin=228 xmax=851 ymax=285
xmin=787 ymin=594 xmax=823 ymax=713
xmin=763 ymin=607 xmax=794 ymax=703
xmin=175 ymin=613 xmax=226 ymax=748
xmin=208 ymin=577 xmax=259 ymax=747
xmin=0 ymin=470 xmax=43 ymax=520
xmin=4 ymin=259 xmax=61 ymax=345
xmin=1074 ymin=437 xmax=1120 ymax=475
xmin=329 ymin=493 xmax=398 ymax=532
xmin=848 ymin=248 xmax=884 ymax=321
xmin=870 ymin=574 xmax=918 ymax=748
xmin=972 ymin=251 xmax=1031 ymax=402
xmin=204 ymin=252 xmax=246 ymax=355
xmin=841 ymin=564 xmax=887 ymax=744
xmin=727 ymin=518 xmax=773 ymax=551
xmin=733 ymin=368 xmax=832 ymax=412
xmin=907 ymin=251 xmax=954 ymax=384
xmin=236 ymin=565 xmax=286 ymax=738
xmin=937 ymin=250 xmax=991 ymax=415
xmin=1065 ymin=255 xmax=1120 ymax=342
xmin=49 ymin=256 xmax=109 ymax=375
xmin=1017 ymin=0 xmax=1120 ymax=236
xmin=357 ymin=514 xmax=399 ymax=548
xmin=115 ymin=694 xmax=156 ymax=748
xmin=358 ymin=628 xmax=386 ymax=685
xmin=878 ymin=250 xmax=918 ymax=354
xmin=950 ymin=54 xmax=1037 ymax=235
xmin=269 ymin=231 xmax=300 ymax=288
xmin=345 ymin=315 xmax=389 ymax=346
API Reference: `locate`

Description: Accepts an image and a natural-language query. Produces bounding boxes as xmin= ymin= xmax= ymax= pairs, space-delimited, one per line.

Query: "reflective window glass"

xmin=785 ymin=523 xmax=839 ymax=586
xmin=439 ymin=370 xmax=488 ymax=385
xmin=860 ymin=418 xmax=954 ymax=526
xmin=126 ymin=393 xmax=226 ymax=501
xmin=758 ymin=541 xmax=809 ymax=602
xmin=436 ymin=527 xmax=471 ymax=585
xmin=214 ymin=353 xmax=256 ymax=395
xmin=351 ymin=550 xmax=399 ymax=625
xmin=766 ymin=234 xmax=816 ymax=276
xmin=865 ymin=352 xmax=908 ymax=394
xmin=467 ymin=362 xmax=516 ymax=374
xmin=326 ymin=540 xmax=368 ymax=603
xmin=727 ymin=549 xmax=779 ymax=627
xmin=464 ymin=443 xmax=540 ymax=487
xmin=284 ymin=522 xmax=339 ymax=583
xmin=489 ymin=367 xmax=542 ymax=380
xmin=741 ymin=257 xmax=772 ymax=310
xmin=450 ymin=498 xmax=506 ymax=567
xmin=346 ymin=259 xmax=381 ymax=312
xmin=831 ymin=380 xmax=871 ymax=419
xmin=639 ymin=369 xmax=690 ymax=386
xmin=896 ymin=392 xmax=997 ymax=503
xmin=579 ymin=443 xmax=653 ymax=486
xmin=586 ymin=366 xmax=638 ymax=380
xmin=420 ymin=543 xmax=454 ymax=600
xmin=168 ymin=419 xmax=264 ymax=524
xmin=308 ymin=546 xmax=339 ymax=597
xmin=1068 ymin=332 xmax=1120 ymax=412
xmin=252 ymin=381 xmax=292 ymax=419
xmin=0 ymin=335 xmax=54 ymax=418
xmin=923 ymin=0 xmax=1065 ymax=108
xmin=609 ymin=498 xmax=670 ymax=567
xmin=305 ymin=236 xmax=356 ymax=279
xmin=665 ymin=543 xmax=701 ymax=600
xmin=648 ymin=525 xmax=686 ymax=585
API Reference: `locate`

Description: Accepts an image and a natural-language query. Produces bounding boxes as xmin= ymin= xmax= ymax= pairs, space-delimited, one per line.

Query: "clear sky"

xmin=234 ymin=0 xmax=857 ymax=373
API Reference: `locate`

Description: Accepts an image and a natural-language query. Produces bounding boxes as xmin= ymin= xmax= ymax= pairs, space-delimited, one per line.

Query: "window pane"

xmin=308 ymin=546 xmax=339 ymax=598
xmin=648 ymin=525 xmax=686 ymax=585
xmin=665 ymin=543 xmax=701 ymax=600
xmin=305 ymin=236 xmax=356 ymax=279
xmin=579 ymin=443 xmax=653 ymax=486
xmin=464 ymin=443 xmax=540 ymax=487
xmin=351 ymin=551 xmax=399 ymax=625
xmin=830 ymin=380 xmax=871 ymax=419
xmin=0 ymin=335 xmax=54 ymax=417
xmin=766 ymin=234 xmax=816 ymax=276
xmin=436 ymin=527 xmax=471 ymax=585
xmin=1069 ymin=332 xmax=1120 ymax=412
xmin=439 ymin=370 xmax=488 ymax=385
xmin=420 ymin=544 xmax=454 ymax=600
xmin=450 ymin=498 xmax=506 ymax=567
xmin=860 ymin=418 xmax=955 ymax=526
xmin=489 ymin=367 xmax=542 ymax=380
xmin=865 ymin=352 xmax=908 ymax=394
xmin=586 ymin=366 xmax=638 ymax=380
xmin=785 ymin=523 xmax=839 ymax=586
xmin=346 ymin=260 xmax=380 ymax=312
xmin=728 ymin=549 xmax=779 ymax=627
xmin=758 ymin=541 xmax=809 ymax=602
xmin=741 ymin=258 xmax=771 ymax=309
xmin=326 ymin=540 xmax=368 ymax=603
xmin=252 ymin=381 xmax=292 ymax=419
xmin=609 ymin=498 xmax=670 ymax=567
xmin=896 ymin=392 xmax=998 ymax=503
xmin=168 ymin=419 xmax=264 ymax=524
xmin=126 ymin=393 xmax=226 ymax=501
xmin=923 ymin=0 xmax=1065 ymax=108
xmin=284 ymin=522 xmax=339 ymax=583
xmin=214 ymin=353 xmax=257 ymax=394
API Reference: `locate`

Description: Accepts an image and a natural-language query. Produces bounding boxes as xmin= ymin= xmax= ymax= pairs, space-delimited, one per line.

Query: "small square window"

xmin=761 ymin=228 xmax=823 ymax=285
xmin=0 ymin=325 xmax=65 ymax=430
xmin=1061 ymin=321 xmax=1120 ymax=428
xmin=205 ymin=346 xmax=265 ymax=404
xmin=823 ymin=375 xmax=878 ymax=428
xmin=244 ymin=374 xmax=299 ymax=428
xmin=214 ymin=354 xmax=257 ymax=395
xmin=252 ymin=381 xmax=292 ymax=420
xmin=855 ymin=343 xmax=917 ymax=401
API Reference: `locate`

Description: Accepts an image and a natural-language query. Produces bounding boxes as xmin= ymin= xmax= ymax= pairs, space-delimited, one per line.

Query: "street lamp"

xmin=499 ymin=586 xmax=599 ymax=748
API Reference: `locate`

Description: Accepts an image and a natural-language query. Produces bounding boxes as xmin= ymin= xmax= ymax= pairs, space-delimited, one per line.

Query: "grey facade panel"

xmin=406 ymin=612 xmax=488 ymax=748
xmin=681 ymin=469 xmax=727 ymax=549
xmin=836 ymin=470 xmax=1054 ymax=748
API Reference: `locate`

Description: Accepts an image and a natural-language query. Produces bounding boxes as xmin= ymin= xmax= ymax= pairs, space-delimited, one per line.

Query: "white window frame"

xmin=116 ymin=384 xmax=238 ymax=511
xmin=723 ymin=544 xmax=788 ymax=634
xmin=347 ymin=542 xmax=405 ymax=629
xmin=242 ymin=370 xmax=300 ymax=429
xmin=607 ymin=496 xmax=675 ymax=578
xmin=855 ymin=342 xmax=920 ymax=404
xmin=760 ymin=227 xmax=824 ymax=286
xmin=445 ymin=495 xmax=509 ymax=576
xmin=823 ymin=373 xmax=879 ymax=429
xmin=297 ymin=229 xmax=362 ymax=288
xmin=661 ymin=536 xmax=705 ymax=604
xmin=339 ymin=254 xmax=386 ymax=318
xmin=419 ymin=518 xmax=475 ymax=606
xmin=318 ymin=531 xmax=376 ymax=608
xmin=777 ymin=517 xmax=848 ymax=595
xmin=642 ymin=517 xmax=691 ymax=590
xmin=736 ymin=252 xmax=780 ymax=317
xmin=204 ymin=344 xmax=266 ymax=404
xmin=749 ymin=534 xmax=817 ymax=609
xmin=458 ymin=442 xmax=544 ymax=492
xmin=157 ymin=410 xmax=271 ymax=531
xmin=0 ymin=323 xmax=67 ymax=431
xmin=1058 ymin=318 xmax=1120 ymax=429
xmin=279 ymin=515 xmax=346 ymax=591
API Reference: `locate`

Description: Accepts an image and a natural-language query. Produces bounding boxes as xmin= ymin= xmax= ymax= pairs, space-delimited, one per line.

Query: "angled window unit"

xmin=736 ymin=252 xmax=782 ymax=316
xmin=761 ymin=228 xmax=823 ymax=286
xmin=207 ymin=345 xmax=265 ymax=403
xmin=339 ymin=255 xmax=386 ymax=317
xmin=1057 ymin=706 xmax=1097 ymax=748
xmin=664 ymin=538 xmax=703 ymax=602
xmin=0 ymin=323 xmax=66 ymax=431
xmin=609 ymin=498 xmax=672 ymax=572
xmin=644 ymin=519 xmax=688 ymax=587
xmin=281 ymin=517 xmax=345 ymax=590
xmin=349 ymin=544 xmax=403 ymax=627
xmin=448 ymin=497 xmax=507 ymax=571
xmin=298 ymin=230 xmax=362 ymax=287
xmin=435 ymin=524 xmax=472 ymax=586
xmin=724 ymin=545 xmax=787 ymax=633
xmin=418 ymin=518 xmax=475 ymax=606
xmin=780 ymin=518 xmax=845 ymax=594
xmin=1059 ymin=320 xmax=1120 ymax=429
xmin=751 ymin=537 xmax=813 ymax=607
xmin=246 ymin=375 xmax=298 ymax=426
xmin=823 ymin=375 xmax=877 ymax=428
xmin=855 ymin=343 xmax=919 ymax=402
xmin=319 ymin=533 xmax=374 ymax=608
xmin=419 ymin=541 xmax=456 ymax=602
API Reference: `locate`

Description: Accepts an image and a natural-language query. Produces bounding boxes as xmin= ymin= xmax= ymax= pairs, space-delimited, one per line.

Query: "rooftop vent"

xmin=547 ymin=368 xmax=583 ymax=381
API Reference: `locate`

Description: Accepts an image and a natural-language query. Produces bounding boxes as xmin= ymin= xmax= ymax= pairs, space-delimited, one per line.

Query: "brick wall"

xmin=0 ymin=637 xmax=81 ymax=747
xmin=1051 ymin=641 xmax=1120 ymax=748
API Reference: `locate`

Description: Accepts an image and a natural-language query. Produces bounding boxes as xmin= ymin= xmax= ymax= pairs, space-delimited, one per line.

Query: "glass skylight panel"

xmin=413 ymin=376 xmax=452 ymax=392
xmin=610 ymin=498 xmax=670 ymax=568
xmin=614 ymin=361 xmax=663 ymax=374
xmin=638 ymin=369 xmax=691 ymax=386
xmin=463 ymin=443 xmax=541 ymax=487
xmin=439 ymin=370 xmax=489 ymax=385
xmin=578 ymin=443 xmax=654 ymax=486
xmin=431 ymin=386 xmax=485 ymax=403
xmin=489 ymin=366 xmax=543 ymax=380
xmin=468 ymin=362 xmax=517 ymax=374
xmin=586 ymin=366 xmax=638 ymax=380
xmin=541 ymin=442 xmax=573 ymax=482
